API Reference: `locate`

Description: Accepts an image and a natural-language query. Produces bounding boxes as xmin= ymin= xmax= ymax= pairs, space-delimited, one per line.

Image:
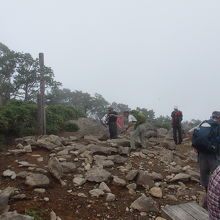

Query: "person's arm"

xmin=125 ymin=121 xmax=135 ymax=131
xmin=180 ymin=112 xmax=183 ymax=121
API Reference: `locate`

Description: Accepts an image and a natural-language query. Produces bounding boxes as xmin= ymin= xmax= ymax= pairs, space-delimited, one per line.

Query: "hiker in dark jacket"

xmin=171 ymin=106 xmax=183 ymax=145
xmin=192 ymin=111 xmax=220 ymax=209
xmin=106 ymin=107 xmax=118 ymax=139
xmin=193 ymin=111 xmax=220 ymax=191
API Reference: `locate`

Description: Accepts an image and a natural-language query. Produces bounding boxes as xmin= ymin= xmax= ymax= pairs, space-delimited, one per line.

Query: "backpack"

xmin=192 ymin=120 xmax=220 ymax=154
xmin=172 ymin=111 xmax=183 ymax=124
xmin=130 ymin=110 xmax=146 ymax=128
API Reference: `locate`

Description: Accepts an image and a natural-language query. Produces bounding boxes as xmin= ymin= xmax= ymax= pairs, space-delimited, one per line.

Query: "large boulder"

xmin=85 ymin=167 xmax=111 ymax=183
xmin=67 ymin=118 xmax=108 ymax=138
xmin=36 ymin=135 xmax=63 ymax=150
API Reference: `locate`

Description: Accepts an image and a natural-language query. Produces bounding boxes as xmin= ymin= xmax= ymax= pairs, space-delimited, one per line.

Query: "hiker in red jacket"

xmin=171 ymin=106 xmax=183 ymax=145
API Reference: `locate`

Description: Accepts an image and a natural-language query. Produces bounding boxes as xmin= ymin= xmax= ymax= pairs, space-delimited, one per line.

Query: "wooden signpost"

xmin=37 ymin=53 xmax=46 ymax=135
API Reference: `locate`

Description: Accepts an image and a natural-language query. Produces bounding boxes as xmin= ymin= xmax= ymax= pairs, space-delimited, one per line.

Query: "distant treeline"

xmin=0 ymin=42 xmax=201 ymax=142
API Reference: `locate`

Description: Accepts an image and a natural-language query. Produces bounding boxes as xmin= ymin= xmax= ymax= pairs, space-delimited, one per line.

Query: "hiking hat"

xmin=212 ymin=111 xmax=220 ymax=119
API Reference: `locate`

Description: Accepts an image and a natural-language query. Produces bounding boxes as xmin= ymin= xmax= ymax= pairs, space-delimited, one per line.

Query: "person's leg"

xmin=112 ymin=123 xmax=118 ymax=139
xmin=109 ymin=123 xmax=113 ymax=139
xmin=209 ymin=154 xmax=220 ymax=175
xmin=173 ymin=125 xmax=178 ymax=144
xmin=177 ymin=124 xmax=182 ymax=144
xmin=139 ymin=124 xmax=146 ymax=149
xmin=199 ymin=153 xmax=210 ymax=209
xmin=199 ymin=153 xmax=210 ymax=189
xmin=130 ymin=127 xmax=139 ymax=150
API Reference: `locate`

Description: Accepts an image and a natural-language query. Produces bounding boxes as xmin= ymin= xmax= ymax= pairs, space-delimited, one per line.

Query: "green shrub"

xmin=0 ymin=100 xmax=37 ymax=136
xmin=46 ymin=105 xmax=85 ymax=134
xmin=63 ymin=122 xmax=79 ymax=132
xmin=0 ymin=101 xmax=85 ymax=137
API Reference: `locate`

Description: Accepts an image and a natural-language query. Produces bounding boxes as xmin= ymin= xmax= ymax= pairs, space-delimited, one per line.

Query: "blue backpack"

xmin=192 ymin=120 xmax=220 ymax=154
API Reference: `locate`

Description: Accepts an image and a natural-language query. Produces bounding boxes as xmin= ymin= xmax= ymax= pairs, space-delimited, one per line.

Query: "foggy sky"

xmin=1 ymin=0 xmax=220 ymax=120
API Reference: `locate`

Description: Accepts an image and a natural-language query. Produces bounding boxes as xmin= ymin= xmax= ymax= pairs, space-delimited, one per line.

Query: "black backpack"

xmin=192 ymin=120 xmax=220 ymax=154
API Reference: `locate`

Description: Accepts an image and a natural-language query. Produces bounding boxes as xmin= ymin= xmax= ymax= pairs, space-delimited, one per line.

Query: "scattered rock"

xmin=99 ymin=182 xmax=111 ymax=192
xmin=112 ymin=176 xmax=126 ymax=187
xmin=136 ymin=171 xmax=154 ymax=188
xmin=160 ymin=141 xmax=176 ymax=150
xmin=73 ymin=177 xmax=86 ymax=186
xmin=89 ymin=189 xmax=104 ymax=198
xmin=86 ymin=167 xmax=111 ymax=183
xmin=60 ymin=162 xmax=77 ymax=173
xmin=149 ymin=172 xmax=163 ymax=181
xmin=149 ymin=187 xmax=163 ymax=198
xmin=95 ymin=159 xmax=114 ymax=168
xmin=34 ymin=188 xmax=46 ymax=193
xmin=18 ymin=161 xmax=36 ymax=167
xmin=24 ymin=145 xmax=32 ymax=153
xmin=25 ymin=174 xmax=50 ymax=187
xmin=160 ymin=150 xmax=174 ymax=163
xmin=170 ymin=173 xmax=191 ymax=182
xmin=130 ymin=194 xmax=158 ymax=212
xmin=2 ymin=170 xmax=16 ymax=180
xmin=108 ymin=155 xmax=127 ymax=164
xmin=126 ymin=170 xmax=138 ymax=181
xmin=57 ymin=149 xmax=69 ymax=156
xmin=48 ymin=157 xmax=63 ymax=184
xmin=127 ymin=183 xmax=137 ymax=190
xmin=156 ymin=217 xmax=167 ymax=220
xmin=106 ymin=193 xmax=116 ymax=202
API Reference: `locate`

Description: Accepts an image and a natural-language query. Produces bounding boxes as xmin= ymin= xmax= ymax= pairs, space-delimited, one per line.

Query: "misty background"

xmin=1 ymin=0 xmax=220 ymax=120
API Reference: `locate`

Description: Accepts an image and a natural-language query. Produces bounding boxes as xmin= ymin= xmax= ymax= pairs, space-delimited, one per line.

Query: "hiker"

xmin=123 ymin=110 xmax=146 ymax=151
xmin=207 ymin=165 xmax=220 ymax=220
xmin=192 ymin=111 xmax=220 ymax=193
xmin=106 ymin=107 xmax=118 ymax=139
xmin=171 ymin=106 xmax=183 ymax=145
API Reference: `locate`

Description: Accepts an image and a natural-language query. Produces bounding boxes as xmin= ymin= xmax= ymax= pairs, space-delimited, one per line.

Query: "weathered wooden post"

xmin=37 ymin=53 xmax=46 ymax=135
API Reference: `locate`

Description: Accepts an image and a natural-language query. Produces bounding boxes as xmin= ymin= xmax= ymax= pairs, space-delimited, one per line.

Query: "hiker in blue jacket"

xmin=192 ymin=111 xmax=220 ymax=192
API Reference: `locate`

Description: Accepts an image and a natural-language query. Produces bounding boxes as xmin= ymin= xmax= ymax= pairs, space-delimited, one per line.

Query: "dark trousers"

xmin=109 ymin=122 xmax=118 ymax=139
xmin=199 ymin=152 xmax=220 ymax=188
xmin=172 ymin=124 xmax=182 ymax=144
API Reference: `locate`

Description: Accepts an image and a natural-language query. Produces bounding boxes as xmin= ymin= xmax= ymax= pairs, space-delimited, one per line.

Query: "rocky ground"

xmin=0 ymin=131 xmax=205 ymax=220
